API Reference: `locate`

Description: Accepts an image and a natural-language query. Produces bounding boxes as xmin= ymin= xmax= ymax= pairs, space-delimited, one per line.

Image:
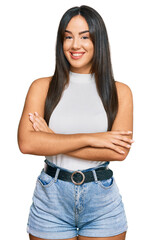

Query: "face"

xmin=63 ymin=15 xmax=94 ymax=74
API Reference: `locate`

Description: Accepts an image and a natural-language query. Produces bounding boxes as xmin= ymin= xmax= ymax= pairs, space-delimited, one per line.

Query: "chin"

xmin=70 ymin=65 xmax=86 ymax=70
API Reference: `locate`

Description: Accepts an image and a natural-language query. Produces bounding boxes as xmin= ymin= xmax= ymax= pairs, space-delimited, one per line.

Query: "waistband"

xmin=44 ymin=159 xmax=112 ymax=185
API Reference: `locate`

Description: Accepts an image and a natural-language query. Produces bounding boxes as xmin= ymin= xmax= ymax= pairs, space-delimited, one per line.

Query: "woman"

xmin=18 ymin=5 xmax=133 ymax=240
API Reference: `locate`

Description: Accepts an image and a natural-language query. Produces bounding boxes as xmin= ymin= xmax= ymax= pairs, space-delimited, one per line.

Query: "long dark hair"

xmin=44 ymin=5 xmax=118 ymax=131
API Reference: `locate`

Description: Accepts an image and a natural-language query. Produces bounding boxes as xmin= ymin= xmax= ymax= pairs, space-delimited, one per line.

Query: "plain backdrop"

xmin=0 ymin=0 xmax=151 ymax=239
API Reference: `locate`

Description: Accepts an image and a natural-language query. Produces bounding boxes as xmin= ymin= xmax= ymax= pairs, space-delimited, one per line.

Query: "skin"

xmin=29 ymin=232 xmax=126 ymax=240
xmin=17 ymin=15 xmax=133 ymax=240
xmin=63 ymin=15 xmax=94 ymax=74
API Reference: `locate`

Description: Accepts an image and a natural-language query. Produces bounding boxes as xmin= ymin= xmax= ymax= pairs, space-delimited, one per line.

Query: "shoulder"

xmin=21 ymin=76 xmax=53 ymax=118
xmin=24 ymin=76 xmax=53 ymax=106
xmin=28 ymin=76 xmax=53 ymax=97
xmin=115 ymin=81 xmax=133 ymax=102
xmin=31 ymin=76 xmax=52 ymax=89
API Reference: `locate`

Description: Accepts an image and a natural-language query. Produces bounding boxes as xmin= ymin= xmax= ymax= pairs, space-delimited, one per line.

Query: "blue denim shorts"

xmin=27 ymin=160 xmax=128 ymax=239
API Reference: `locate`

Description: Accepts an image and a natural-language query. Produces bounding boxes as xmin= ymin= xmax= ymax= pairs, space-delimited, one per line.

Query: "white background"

xmin=1 ymin=0 xmax=151 ymax=239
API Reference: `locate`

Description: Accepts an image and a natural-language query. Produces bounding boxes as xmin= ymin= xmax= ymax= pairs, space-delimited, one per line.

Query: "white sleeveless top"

xmin=45 ymin=71 xmax=108 ymax=171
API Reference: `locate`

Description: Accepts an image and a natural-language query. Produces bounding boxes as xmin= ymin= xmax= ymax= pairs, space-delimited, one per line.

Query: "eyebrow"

xmin=65 ymin=30 xmax=89 ymax=35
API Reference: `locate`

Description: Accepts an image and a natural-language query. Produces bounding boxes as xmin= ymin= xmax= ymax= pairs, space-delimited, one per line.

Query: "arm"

xmin=17 ymin=77 xmax=90 ymax=156
xmin=29 ymin=81 xmax=133 ymax=161
xmin=64 ymin=81 xmax=133 ymax=161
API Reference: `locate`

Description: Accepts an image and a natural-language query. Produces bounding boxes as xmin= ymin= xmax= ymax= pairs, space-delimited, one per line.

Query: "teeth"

xmin=71 ymin=53 xmax=84 ymax=56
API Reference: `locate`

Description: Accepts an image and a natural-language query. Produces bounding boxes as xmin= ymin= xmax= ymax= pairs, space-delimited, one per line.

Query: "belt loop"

xmin=54 ymin=168 xmax=60 ymax=182
xmin=92 ymin=169 xmax=98 ymax=183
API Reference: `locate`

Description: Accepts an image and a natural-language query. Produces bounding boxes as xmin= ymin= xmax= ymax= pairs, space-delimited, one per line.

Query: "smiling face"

xmin=63 ymin=15 xmax=94 ymax=74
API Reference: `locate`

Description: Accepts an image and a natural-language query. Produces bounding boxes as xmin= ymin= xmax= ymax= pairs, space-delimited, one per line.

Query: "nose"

xmin=71 ymin=37 xmax=81 ymax=49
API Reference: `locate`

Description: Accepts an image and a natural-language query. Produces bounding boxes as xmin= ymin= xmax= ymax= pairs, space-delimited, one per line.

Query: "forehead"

xmin=65 ymin=15 xmax=89 ymax=32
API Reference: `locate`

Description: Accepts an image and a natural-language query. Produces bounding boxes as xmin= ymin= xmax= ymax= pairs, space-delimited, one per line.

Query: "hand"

xmin=89 ymin=131 xmax=134 ymax=154
xmin=28 ymin=112 xmax=55 ymax=134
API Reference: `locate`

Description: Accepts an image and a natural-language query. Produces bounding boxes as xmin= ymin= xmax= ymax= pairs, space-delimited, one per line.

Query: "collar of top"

xmin=69 ymin=71 xmax=95 ymax=83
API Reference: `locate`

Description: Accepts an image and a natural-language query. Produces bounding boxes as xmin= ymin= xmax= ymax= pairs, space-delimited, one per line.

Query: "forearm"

xmin=24 ymin=113 xmax=133 ymax=159
xmin=64 ymin=146 xmax=129 ymax=161
xmin=18 ymin=131 xmax=90 ymax=156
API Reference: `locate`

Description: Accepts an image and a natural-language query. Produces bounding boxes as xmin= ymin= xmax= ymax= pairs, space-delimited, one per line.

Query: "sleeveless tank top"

xmin=45 ymin=71 xmax=108 ymax=171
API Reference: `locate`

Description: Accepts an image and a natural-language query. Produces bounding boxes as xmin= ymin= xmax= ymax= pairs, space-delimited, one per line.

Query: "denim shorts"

xmin=27 ymin=160 xmax=128 ymax=239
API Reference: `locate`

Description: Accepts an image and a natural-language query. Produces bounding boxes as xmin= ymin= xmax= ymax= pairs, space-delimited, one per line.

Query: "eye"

xmin=81 ymin=36 xmax=89 ymax=39
xmin=64 ymin=36 xmax=72 ymax=39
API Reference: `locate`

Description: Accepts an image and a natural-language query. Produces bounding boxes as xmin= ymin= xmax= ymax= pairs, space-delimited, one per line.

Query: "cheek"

xmin=63 ymin=42 xmax=66 ymax=52
xmin=63 ymin=43 xmax=69 ymax=59
xmin=84 ymin=42 xmax=94 ymax=52
xmin=90 ymin=43 xmax=94 ymax=55
xmin=63 ymin=41 xmax=71 ymax=51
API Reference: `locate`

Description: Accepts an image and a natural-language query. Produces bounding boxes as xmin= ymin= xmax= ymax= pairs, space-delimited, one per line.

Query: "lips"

xmin=70 ymin=52 xmax=85 ymax=59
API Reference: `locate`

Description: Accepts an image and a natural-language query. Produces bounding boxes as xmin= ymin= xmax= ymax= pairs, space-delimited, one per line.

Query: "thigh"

xmin=78 ymin=231 xmax=127 ymax=240
xmin=29 ymin=233 xmax=78 ymax=240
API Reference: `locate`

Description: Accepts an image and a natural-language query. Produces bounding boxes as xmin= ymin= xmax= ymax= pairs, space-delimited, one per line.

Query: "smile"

xmin=70 ymin=52 xmax=85 ymax=60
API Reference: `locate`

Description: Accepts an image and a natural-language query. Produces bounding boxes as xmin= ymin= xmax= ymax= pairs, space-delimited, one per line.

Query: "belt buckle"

xmin=71 ymin=171 xmax=85 ymax=185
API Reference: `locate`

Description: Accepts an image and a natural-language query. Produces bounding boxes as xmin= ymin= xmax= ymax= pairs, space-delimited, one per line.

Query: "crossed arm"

xmin=66 ymin=82 xmax=133 ymax=161
xmin=17 ymin=77 xmax=133 ymax=162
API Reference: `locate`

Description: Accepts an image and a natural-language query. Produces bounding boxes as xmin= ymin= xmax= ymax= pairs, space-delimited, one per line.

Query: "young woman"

xmin=18 ymin=5 xmax=133 ymax=240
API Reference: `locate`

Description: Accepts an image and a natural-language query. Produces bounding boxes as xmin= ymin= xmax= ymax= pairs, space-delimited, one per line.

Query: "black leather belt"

xmin=44 ymin=160 xmax=113 ymax=185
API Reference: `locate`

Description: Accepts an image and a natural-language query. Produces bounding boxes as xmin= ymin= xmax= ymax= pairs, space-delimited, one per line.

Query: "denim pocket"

xmin=37 ymin=168 xmax=55 ymax=188
xmin=98 ymin=176 xmax=114 ymax=189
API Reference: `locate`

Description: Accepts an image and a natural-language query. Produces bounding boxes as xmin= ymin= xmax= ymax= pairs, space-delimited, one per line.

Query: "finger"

xmin=48 ymin=128 xmax=55 ymax=133
xmin=34 ymin=113 xmax=47 ymax=127
xmin=112 ymin=131 xmax=132 ymax=135
xmin=106 ymin=143 xmax=125 ymax=154
xmin=34 ymin=113 xmax=53 ymax=134
xmin=29 ymin=115 xmax=41 ymax=129
xmin=34 ymin=112 xmax=43 ymax=120
xmin=35 ymin=119 xmax=48 ymax=132
xmin=29 ymin=113 xmax=47 ymax=132
xmin=29 ymin=114 xmax=34 ymax=122
xmin=120 ymin=136 xmax=134 ymax=143
xmin=34 ymin=121 xmax=47 ymax=132
xmin=112 ymin=139 xmax=131 ymax=149
xmin=34 ymin=114 xmax=51 ymax=132
xmin=33 ymin=122 xmax=40 ymax=131
xmin=114 ymin=135 xmax=134 ymax=144
xmin=37 ymin=114 xmax=47 ymax=124
xmin=34 ymin=112 xmax=39 ymax=116
xmin=29 ymin=113 xmax=34 ymax=117
xmin=34 ymin=112 xmax=47 ymax=123
xmin=33 ymin=115 xmax=42 ymax=124
xmin=29 ymin=114 xmax=40 ymax=127
xmin=33 ymin=116 xmax=47 ymax=131
xmin=114 ymin=147 xmax=125 ymax=154
xmin=33 ymin=112 xmax=55 ymax=133
xmin=38 ymin=117 xmax=48 ymax=127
